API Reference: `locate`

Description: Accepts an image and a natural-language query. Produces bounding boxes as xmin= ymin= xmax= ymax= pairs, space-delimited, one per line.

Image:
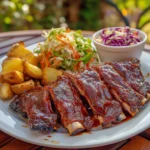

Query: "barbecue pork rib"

xmin=65 ymin=68 xmax=126 ymax=127
xmin=49 ymin=76 xmax=93 ymax=135
xmin=9 ymin=87 xmax=57 ymax=131
xmin=95 ymin=65 xmax=147 ymax=116
xmin=9 ymin=93 xmax=27 ymax=118
xmin=108 ymin=58 xmax=150 ymax=101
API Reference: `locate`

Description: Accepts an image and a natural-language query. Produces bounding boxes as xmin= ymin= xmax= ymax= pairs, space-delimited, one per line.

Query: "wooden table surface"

xmin=0 ymin=30 xmax=150 ymax=150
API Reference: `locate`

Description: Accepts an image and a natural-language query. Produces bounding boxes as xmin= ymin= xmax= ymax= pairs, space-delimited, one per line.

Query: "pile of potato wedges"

xmin=0 ymin=42 xmax=62 ymax=100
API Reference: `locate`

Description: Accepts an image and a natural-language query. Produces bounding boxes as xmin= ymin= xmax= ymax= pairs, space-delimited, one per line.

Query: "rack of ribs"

xmin=49 ymin=76 xmax=93 ymax=135
xmin=9 ymin=87 xmax=57 ymax=131
xmin=95 ymin=65 xmax=147 ymax=116
xmin=65 ymin=68 xmax=126 ymax=127
xmin=108 ymin=58 xmax=150 ymax=101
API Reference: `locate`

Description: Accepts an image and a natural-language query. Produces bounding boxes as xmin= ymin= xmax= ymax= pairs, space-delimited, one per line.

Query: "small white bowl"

xmin=93 ymin=27 xmax=147 ymax=62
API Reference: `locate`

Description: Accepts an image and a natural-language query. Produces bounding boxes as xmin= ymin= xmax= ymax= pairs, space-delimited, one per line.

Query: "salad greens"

xmin=34 ymin=28 xmax=97 ymax=71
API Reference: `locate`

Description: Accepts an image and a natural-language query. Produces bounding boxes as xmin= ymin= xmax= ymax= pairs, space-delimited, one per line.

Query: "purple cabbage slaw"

xmin=96 ymin=26 xmax=142 ymax=46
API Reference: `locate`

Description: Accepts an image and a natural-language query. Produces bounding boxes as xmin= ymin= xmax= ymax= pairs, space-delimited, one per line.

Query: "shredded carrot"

xmin=47 ymin=51 xmax=52 ymax=58
xmin=77 ymin=61 xmax=81 ymax=70
xmin=69 ymin=44 xmax=80 ymax=59
xmin=86 ymin=58 xmax=94 ymax=68
xmin=40 ymin=59 xmax=45 ymax=70
xmin=66 ymin=28 xmax=70 ymax=32
xmin=42 ymin=51 xmax=51 ymax=67
xmin=59 ymin=34 xmax=66 ymax=38
xmin=57 ymin=35 xmax=80 ymax=59
xmin=56 ymin=36 xmax=67 ymax=45
xmin=45 ymin=57 xmax=50 ymax=67
xmin=46 ymin=57 xmax=50 ymax=67
xmin=51 ymin=60 xmax=62 ymax=68
xmin=73 ymin=64 xmax=78 ymax=71
xmin=54 ymin=44 xmax=65 ymax=50
xmin=74 ymin=61 xmax=81 ymax=71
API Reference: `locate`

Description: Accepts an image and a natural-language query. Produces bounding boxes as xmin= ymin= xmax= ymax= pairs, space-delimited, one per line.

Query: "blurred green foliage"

xmin=114 ymin=0 xmax=150 ymax=42
xmin=0 ymin=0 xmax=150 ymax=43
xmin=0 ymin=0 xmax=101 ymax=31
xmin=0 ymin=0 xmax=65 ymax=31
xmin=71 ymin=0 xmax=101 ymax=30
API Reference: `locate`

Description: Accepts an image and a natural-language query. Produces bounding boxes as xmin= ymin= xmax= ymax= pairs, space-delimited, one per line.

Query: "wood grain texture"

xmin=119 ymin=136 xmax=150 ymax=150
xmin=0 ymin=30 xmax=94 ymax=38
xmin=140 ymin=128 xmax=150 ymax=140
xmin=85 ymin=140 xmax=128 ymax=150
xmin=0 ymin=36 xmax=33 ymax=48
xmin=0 ymin=35 xmax=44 ymax=55
xmin=0 ymin=131 xmax=11 ymax=144
xmin=0 ymin=131 xmax=14 ymax=147
xmin=0 ymin=139 xmax=39 ymax=150
xmin=43 ymin=148 xmax=76 ymax=150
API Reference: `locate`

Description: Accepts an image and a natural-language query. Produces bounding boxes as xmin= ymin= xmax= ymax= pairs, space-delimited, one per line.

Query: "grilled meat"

xmin=109 ymin=58 xmax=150 ymax=100
xmin=49 ymin=76 xmax=93 ymax=135
xmin=9 ymin=57 xmax=150 ymax=135
xmin=65 ymin=68 xmax=126 ymax=127
xmin=95 ymin=65 xmax=146 ymax=116
xmin=9 ymin=94 xmax=27 ymax=118
xmin=9 ymin=87 xmax=57 ymax=131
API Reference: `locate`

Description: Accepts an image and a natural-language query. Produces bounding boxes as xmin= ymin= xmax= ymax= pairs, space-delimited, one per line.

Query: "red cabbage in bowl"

xmin=96 ymin=27 xmax=142 ymax=46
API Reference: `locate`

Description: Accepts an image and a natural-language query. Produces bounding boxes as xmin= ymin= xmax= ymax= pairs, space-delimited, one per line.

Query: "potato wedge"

xmin=1 ymin=58 xmax=23 ymax=74
xmin=24 ymin=61 xmax=42 ymax=79
xmin=7 ymin=42 xmax=32 ymax=58
xmin=0 ymin=83 xmax=13 ymax=100
xmin=42 ymin=67 xmax=63 ymax=85
xmin=7 ymin=42 xmax=38 ymax=66
xmin=22 ymin=54 xmax=38 ymax=66
xmin=11 ymin=80 xmax=35 ymax=94
xmin=1 ymin=71 xmax=24 ymax=84
xmin=0 ymin=74 xmax=6 ymax=83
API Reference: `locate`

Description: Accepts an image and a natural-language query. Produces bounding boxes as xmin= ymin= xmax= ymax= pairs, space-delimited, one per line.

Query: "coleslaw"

xmin=34 ymin=28 xmax=97 ymax=71
xmin=95 ymin=26 xmax=141 ymax=46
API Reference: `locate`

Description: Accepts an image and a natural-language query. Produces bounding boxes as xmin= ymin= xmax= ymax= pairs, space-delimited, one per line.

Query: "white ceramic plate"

xmin=0 ymin=43 xmax=150 ymax=149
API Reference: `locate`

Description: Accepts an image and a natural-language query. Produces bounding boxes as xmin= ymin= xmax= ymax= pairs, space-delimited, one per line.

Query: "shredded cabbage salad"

xmin=95 ymin=26 xmax=141 ymax=46
xmin=34 ymin=28 xmax=97 ymax=71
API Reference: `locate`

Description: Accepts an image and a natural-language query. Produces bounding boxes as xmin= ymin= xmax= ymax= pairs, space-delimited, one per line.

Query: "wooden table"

xmin=0 ymin=30 xmax=150 ymax=150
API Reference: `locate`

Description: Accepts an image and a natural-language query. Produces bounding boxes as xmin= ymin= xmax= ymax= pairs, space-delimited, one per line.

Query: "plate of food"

xmin=0 ymin=27 xmax=150 ymax=149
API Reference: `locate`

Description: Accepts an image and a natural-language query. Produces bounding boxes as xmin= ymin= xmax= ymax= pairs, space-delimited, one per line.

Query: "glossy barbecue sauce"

xmin=78 ymin=69 xmax=122 ymax=116
xmin=50 ymin=76 xmax=93 ymax=131
xmin=80 ymin=69 xmax=125 ymax=124
xmin=92 ymin=117 xmax=101 ymax=128
xmin=47 ymin=135 xmax=52 ymax=138
xmin=76 ymin=113 xmax=132 ymax=136
xmin=111 ymin=58 xmax=150 ymax=97
xmin=98 ymin=65 xmax=144 ymax=112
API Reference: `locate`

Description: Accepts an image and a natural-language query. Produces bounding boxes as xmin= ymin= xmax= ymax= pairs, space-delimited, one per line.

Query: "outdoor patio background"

xmin=0 ymin=0 xmax=150 ymax=43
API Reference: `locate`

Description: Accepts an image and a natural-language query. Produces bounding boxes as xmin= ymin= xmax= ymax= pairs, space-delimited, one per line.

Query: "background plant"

xmin=0 ymin=0 xmax=150 ymax=43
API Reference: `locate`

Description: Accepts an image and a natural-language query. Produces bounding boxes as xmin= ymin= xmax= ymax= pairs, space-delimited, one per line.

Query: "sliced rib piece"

xmin=95 ymin=65 xmax=146 ymax=116
xmin=108 ymin=58 xmax=150 ymax=101
xmin=65 ymin=68 xmax=126 ymax=127
xmin=9 ymin=94 xmax=27 ymax=118
xmin=49 ymin=76 xmax=93 ymax=135
xmin=9 ymin=87 xmax=57 ymax=131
